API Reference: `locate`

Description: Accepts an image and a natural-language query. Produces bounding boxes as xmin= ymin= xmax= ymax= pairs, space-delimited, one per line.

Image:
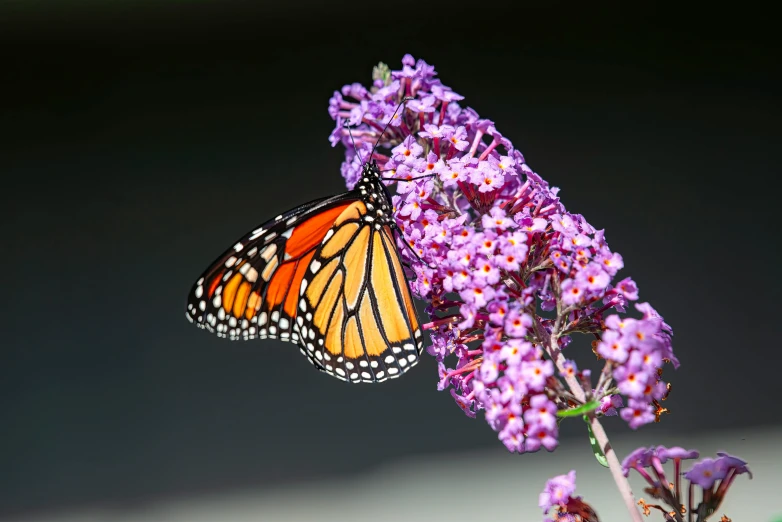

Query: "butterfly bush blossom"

xmin=539 ymin=448 xmax=751 ymax=522
xmin=622 ymin=446 xmax=751 ymax=521
xmin=328 ymin=55 xmax=678 ymax=454
xmin=540 ymin=471 xmax=598 ymax=522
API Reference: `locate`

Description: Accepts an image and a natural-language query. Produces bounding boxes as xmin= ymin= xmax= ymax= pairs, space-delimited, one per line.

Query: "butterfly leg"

xmin=391 ymin=226 xmax=437 ymax=270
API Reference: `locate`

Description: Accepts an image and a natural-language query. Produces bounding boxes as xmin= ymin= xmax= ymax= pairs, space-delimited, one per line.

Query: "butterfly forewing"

xmin=186 ymin=194 xmax=348 ymax=340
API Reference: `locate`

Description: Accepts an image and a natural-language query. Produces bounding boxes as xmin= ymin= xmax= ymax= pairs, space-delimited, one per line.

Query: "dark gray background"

xmin=1 ymin=2 xmax=778 ymax=519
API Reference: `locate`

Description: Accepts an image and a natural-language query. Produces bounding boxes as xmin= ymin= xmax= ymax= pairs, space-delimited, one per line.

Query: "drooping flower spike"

xmin=328 ymin=55 xmax=677 ymax=453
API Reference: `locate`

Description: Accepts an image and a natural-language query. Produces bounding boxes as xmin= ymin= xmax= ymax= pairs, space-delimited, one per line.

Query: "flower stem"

xmin=587 ymin=416 xmax=645 ymax=522
xmin=536 ymin=314 xmax=644 ymax=522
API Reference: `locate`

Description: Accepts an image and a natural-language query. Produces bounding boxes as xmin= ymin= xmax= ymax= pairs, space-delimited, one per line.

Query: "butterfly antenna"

xmin=343 ymin=121 xmax=363 ymax=161
xmin=366 ymin=96 xmax=414 ymax=165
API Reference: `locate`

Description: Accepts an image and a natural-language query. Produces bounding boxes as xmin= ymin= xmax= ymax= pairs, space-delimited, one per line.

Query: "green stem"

xmin=536 ymin=314 xmax=644 ymax=522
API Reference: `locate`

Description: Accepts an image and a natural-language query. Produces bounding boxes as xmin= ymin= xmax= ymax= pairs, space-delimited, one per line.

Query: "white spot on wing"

xmin=249 ymin=227 xmax=266 ymax=240
xmin=261 ymin=244 xmax=277 ymax=261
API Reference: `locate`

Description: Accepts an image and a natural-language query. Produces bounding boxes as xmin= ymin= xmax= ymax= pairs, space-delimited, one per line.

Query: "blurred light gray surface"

xmin=8 ymin=426 xmax=779 ymax=522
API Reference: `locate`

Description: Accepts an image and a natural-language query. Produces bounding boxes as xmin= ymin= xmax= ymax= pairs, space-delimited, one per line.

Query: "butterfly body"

xmin=186 ymin=162 xmax=423 ymax=383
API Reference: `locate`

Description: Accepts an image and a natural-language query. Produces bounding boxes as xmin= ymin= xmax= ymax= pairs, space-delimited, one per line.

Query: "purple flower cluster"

xmin=599 ymin=304 xmax=678 ymax=429
xmin=328 ymin=55 xmax=677 ymax=452
xmin=539 ymin=471 xmax=598 ymax=522
xmin=622 ymin=446 xmax=751 ymax=521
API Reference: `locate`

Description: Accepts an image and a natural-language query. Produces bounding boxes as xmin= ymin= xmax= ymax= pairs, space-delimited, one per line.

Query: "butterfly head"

xmin=361 ymin=159 xmax=380 ymax=177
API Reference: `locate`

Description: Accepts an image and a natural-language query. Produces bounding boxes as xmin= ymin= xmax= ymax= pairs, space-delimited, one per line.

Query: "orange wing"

xmin=186 ymin=195 xmax=353 ymax=344
xmin=186 ymin=195 xmax=423 ymax=383
xmin=296 ymin=200 xmax=423 ymax=383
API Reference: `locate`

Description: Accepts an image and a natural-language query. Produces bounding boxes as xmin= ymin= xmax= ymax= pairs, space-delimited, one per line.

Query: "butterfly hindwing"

xmin=295 ymin=200 xmax=423 ymax=383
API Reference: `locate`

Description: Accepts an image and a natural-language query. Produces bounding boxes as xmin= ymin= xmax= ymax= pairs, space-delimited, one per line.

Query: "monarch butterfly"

xmin=185 ymin=155 xmax=424 ymax=383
